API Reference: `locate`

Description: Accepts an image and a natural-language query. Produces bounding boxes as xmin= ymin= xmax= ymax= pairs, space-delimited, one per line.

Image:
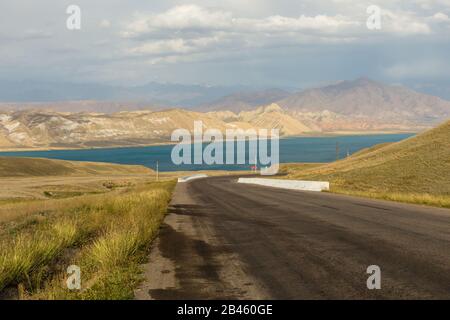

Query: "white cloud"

xmin=121 ymin=5 xmax=364 ymax=60
xmin=122 ymin=4 xmax=360 ymax=38
xmin=122 ymin=5 xmax=233 ymax=38
xmin=382 ymin=9 xmax=432 ymax=35
xmin=431 ymin=12 xmax=450 ymax=21
xmin=121 ymin=4 xmax=439 ymax=63
xmin=1 ymin=1 xmax=449 ymax=87
xmin=240 ymin=14 xmax=360 ymax=32
xmin=127 ymin=36 xmax=224 ymax=56
xmin=99 ymin=19 xmax=111 ymax=28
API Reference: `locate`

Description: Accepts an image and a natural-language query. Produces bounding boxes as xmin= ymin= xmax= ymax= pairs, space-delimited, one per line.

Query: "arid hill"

xmin=283 ymin=119 xmax=450 ymax=199
xmin=0 ymin=157 xmax=152 ymax=177
xmin=278 ymin=78 xmax=450 ymax=131
xmin=2 ymin=78 xmax=450 ymax=150
xmin=0 ymin=107 xmax=313 ymax=149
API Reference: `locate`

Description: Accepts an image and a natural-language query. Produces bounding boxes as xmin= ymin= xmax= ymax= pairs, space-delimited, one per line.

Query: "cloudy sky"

xmin=1 ymin=0 xmax=449 ymax=97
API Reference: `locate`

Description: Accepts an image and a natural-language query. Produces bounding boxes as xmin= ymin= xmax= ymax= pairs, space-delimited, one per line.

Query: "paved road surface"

xmin=135 ymin=176 xmax=450 ymax=299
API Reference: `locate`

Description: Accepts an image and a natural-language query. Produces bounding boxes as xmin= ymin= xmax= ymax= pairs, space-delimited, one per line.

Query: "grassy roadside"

xmin=281 ymin=163 xmax=450 ymax=209
xmin=0 ymin=180 xmax=175 ymax=300
xmin=279 ymin=120 xmax=450 ymax=209
xmin=327 ymin=188 xmax=450 ymax=208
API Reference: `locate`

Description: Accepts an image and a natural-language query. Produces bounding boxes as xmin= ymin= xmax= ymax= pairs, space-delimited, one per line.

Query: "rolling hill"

xmin=0 ymin=107 xmax=315 ymax=150
xmin=283 ymin=120 xmax=450 ymax=205
xmin=0 ymin=157 xmax=153 ymax=177
xmin=236 ymin=104 xmax=316 ymax=135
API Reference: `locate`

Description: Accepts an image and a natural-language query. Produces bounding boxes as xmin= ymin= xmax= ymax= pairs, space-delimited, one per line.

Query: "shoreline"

xmin=0 ymin=131 xmax=417 ymax=153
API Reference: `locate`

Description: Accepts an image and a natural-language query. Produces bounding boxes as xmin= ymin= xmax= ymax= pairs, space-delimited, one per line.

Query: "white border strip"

xmin=238 ymin=178 xmax=329 ymax=192
xmin=178 ymin=174 xmax=208 ymax=183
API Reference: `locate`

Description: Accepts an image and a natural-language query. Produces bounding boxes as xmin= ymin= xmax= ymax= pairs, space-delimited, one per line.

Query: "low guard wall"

xmin=178 ymin=174 xmax=209 ymax=183
xmin=237 ymin=178 xmax=330 ymax=192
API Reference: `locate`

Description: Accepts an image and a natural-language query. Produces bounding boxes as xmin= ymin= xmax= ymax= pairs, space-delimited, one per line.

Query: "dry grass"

xmin=330 ymin=188 xmax=450 ymax=209
xmin=0 ymin=157 xmax=153 ymax=177
xmin=282 ymin=120 xmax=450 ymax=208
xmin=0 ymin=219 xmax=80 ymax=291
xmin=0 ymin=175 xmax=162 ymax=223
xmin=0 ymin=180 xmax=175 ymax=299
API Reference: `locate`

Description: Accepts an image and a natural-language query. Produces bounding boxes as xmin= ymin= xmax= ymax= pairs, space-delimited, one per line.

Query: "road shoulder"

xmin=135 ymin=182 xmax=270 ymax=300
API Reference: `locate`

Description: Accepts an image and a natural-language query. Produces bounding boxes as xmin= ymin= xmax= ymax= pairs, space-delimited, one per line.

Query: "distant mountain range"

xmin=199 ymin=89 xmax=291 ymax=112
xmin=0 ymin=101 xmax=156 ymax=114
xmin=1 ymin=77 xmax=450 ymax=150
xmin=277 ymin=78 xmax=450 ymax=128
xmin=0 ymin=80 xmax=245 ymax=107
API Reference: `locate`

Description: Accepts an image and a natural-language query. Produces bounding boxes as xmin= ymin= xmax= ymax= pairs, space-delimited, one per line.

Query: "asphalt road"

xmin=135 ymin=176 xmax=450 ymax=300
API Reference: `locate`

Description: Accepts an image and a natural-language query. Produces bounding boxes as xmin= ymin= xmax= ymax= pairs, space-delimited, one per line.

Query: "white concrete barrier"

xmin=178 ymin=174 xmax=208 ymax=183
xmin=237 ymin=178 xmax=329 ymax=192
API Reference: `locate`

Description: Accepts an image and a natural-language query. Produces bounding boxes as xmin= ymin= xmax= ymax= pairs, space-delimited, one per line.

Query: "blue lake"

xmin=0 ymin=134 xmax=413 ymax=172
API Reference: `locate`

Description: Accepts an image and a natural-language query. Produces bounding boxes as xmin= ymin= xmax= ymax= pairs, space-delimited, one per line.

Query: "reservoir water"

xmin=0 ymin=134 xmax=413 ymax=172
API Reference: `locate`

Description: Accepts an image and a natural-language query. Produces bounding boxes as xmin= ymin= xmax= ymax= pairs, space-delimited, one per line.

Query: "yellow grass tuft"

xmin=0 ymin=180 xmax=175 ymax=299
xmin=0 ymin=220 xmax=80 ymax=291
